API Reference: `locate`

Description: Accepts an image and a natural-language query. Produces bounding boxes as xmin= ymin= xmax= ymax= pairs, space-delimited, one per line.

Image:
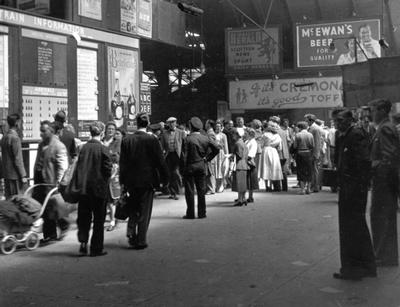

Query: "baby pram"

xmin=0 ymin=184 xmax=59 ymax=255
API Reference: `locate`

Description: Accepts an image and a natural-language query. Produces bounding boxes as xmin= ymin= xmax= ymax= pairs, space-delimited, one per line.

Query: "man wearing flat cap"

xmin=369 ymin=98 xmax=400 ymax=266
xmin=120 ymin=113 xmax=169 ymax=249
xmin=305 ymin=114 xmax=322 ymax=192
xmin=160 ymin=116 xmax=186 ymax=200
xmin=181 ymin=117 xmax=219 ymax=219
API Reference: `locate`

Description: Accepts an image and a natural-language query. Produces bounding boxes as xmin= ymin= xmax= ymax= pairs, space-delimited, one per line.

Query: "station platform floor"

xmin=1 ymin=176 xmax=400 ymax=307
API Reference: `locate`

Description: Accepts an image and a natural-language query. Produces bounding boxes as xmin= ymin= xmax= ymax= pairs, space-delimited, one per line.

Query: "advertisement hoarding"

xmin=78 ymin=0 xmax=102 ymax=20
xmin=296 ymin=19 xmax=381 ymax=68
xmin=137 ymin=0 xmax=152 ymax=38
xmin=107 ymin=46 xmax=139 ymax=128
xmin=121 ymin=0 xmax=137 ymax=34
xmin=225 ymin=27 xmax=281 ymax=75
xmin=229 ymin=77 xmax=343 ymax=110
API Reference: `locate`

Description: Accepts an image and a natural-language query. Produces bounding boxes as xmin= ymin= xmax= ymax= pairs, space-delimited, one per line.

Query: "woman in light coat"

xmin=258 ymin=121 xmax=283 ymax=192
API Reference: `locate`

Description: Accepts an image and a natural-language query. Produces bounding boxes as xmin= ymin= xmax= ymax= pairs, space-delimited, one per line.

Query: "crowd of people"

xmin=0 ymin=98 xmax=399 ymax=282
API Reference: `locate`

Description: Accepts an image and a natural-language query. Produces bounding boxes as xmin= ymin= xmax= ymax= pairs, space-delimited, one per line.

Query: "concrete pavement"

xmin=1 ymin=176 xmax=400 ymax=307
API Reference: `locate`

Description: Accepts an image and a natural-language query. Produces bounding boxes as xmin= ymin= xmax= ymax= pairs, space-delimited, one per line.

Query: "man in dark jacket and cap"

xmin=54 ymin=110 xmax=77 ymax=163
xmin=76 ymin=121 xmax=112 ymax=257
xmin=182 ymin=117 xmax=219 ymax=219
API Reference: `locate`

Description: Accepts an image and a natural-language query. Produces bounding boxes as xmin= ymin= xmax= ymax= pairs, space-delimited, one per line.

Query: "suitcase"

xmin=321 ymin=168 xmax=338 ymax=187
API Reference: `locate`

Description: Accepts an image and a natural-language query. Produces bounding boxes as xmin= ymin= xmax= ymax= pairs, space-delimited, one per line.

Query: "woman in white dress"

xmin=258 ymin=121 xmax=283 ymax=191
xmin=214 ymin=121 xmax=229 ymax=192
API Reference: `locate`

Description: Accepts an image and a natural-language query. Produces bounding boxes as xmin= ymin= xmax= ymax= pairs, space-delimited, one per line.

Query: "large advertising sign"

xmin=296 ymin=19 xmax=381 ymax=68
xmin=121 ymin=0 xmax=137 ymax=34
xmin=229 ymin=77 xmax=343 ymax=110
xmin=107 ymin=47 xmax=139 ymax=128
xmin=137 ymin=0 xmax=152 ymax=38
xmin=78 ymin=0 xmax=102 ymax=20
xmin=225 ymin=27 xmax=281 ymax=75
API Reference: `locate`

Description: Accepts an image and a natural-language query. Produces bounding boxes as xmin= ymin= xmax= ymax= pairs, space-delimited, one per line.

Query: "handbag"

xmin=114 ymin=192 xmax=130 ymax=220
xmin=61 ymin=164 xmax=81 ymax=204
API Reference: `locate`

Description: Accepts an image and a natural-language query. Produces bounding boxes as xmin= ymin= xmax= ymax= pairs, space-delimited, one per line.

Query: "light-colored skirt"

xmin=258 ymin=146 xmax=283 ymax=181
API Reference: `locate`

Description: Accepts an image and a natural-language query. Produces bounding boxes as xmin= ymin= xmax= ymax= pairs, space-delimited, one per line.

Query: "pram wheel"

xmin=1 ymin=235 xmax=17 ymax=255
xmin=25 ymin=232 xmax=40 ymax=250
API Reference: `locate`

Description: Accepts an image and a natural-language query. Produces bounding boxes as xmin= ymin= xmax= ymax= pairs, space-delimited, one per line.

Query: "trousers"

xmin=77 ymin=195 xmax=106 ymax=253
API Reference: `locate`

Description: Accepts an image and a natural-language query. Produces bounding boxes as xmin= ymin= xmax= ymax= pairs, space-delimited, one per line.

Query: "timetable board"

xmin=22 ymin=86 xmax=68 ymax=141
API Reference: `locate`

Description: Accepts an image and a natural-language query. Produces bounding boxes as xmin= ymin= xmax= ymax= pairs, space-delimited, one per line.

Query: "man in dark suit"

xmin=333 ymin=109 xmax=376 ymax=280
xmin=75 ymin=122 xmax=112 ymax=257
xmin=182 ymin=117 xmax=219 ymax=219
xmin=370 ymin=98 xmax=400 ymax=266
xmin=120 ymin=113 xmax=168 ymax=249
xmin=160 ymin=117 xmax=186 ymax=200
xmin=1 ymin=114 xmax=27 ymax=199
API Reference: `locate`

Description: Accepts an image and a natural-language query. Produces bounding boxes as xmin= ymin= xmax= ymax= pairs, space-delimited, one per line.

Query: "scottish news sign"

xmin=225 ymin=27 xmax=281 ymax=75
xmin=296 ymin=19 xmax=381 ymax=68
xmin=229 ymin=77 xmax=343 ymax=110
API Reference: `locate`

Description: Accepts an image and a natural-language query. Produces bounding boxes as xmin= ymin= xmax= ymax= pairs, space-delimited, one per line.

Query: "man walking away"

xmin=304 ymin=114 xmax=322 ymax=193
xmin=120 ymin=113 xmax=168 ymax=249
xmin=369 ymin=98 xmax=400 ymax=267
xmin=76 ymin=122 xmax=112 ymax=257
xmin=333 ymin=110 xmax=376 ymax=280
xmin=1 ymin=114 xmax=27 ymax=199
xmin=182 ymin=117 xmax=219 ymax=219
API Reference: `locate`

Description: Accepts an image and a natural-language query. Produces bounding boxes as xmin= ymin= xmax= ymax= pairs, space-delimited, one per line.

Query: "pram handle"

xmin=24 ymin=184 xmax=57 ymax=196
xmin=24 ymin=184 xmax=59 ymax=217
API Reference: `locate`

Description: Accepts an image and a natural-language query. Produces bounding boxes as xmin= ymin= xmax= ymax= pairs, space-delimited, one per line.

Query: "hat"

xmin=149 ymin=123 xmax=162 ymax=131
xmin=304 ymin=113 xmax=317 ymax=121
xmin=166 ymin=117 xmax=177 ymax=122
xmin=270 ymin=116 xmax=281 ymax=124
xmin=189 ymin=117 xmax=203 ymax=130
xmin=54 ymin=110 xmax=66 ymax=123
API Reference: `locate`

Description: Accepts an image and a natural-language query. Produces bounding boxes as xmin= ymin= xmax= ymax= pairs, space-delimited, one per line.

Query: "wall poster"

xmin=225 ymin=27 xmax=281 ymax=75
xmin=78 ymin=0 xmax=102 ymax=20
xmin=229 ymin=77 xmax=343 ymax=110
xmin=137 ymin=0 xmax=152 ymax=38
xmin=120 ymin=0 xmax=137 ymax=34
xmin=296 ymin=19 xmax=381 ymax=68
xmin=77 ymin=48 xmax=98 ymax=121
xmin=22 ymin=86 xmax=68 ymax=140
xmin=107 ymin=46 xmax=139 ymax=128
xmin=139 ymin=82 xmax=151 ymax=114
xmin=0 ymin=32 xmax=9 ymax=116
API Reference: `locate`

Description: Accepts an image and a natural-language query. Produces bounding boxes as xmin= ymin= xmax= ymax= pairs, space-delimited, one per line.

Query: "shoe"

xmin=198 ymin=215 xmax=207 ymax=219
xmin=79 ymin=243 xmax=88 ymax=256
xmin=247 ymin=198 xmax=254 ymax=203
xmin=107 ymin=223 xmax=116 ymax=231
xmin=40 ymin=236 xmax=57 ymax=245
xmin=182 ymin=215 xmax=195 ymax=219
xmin=133 ymin=244 xmax=148 ymax=250
xmin=243 ymin=201 xmax=247 ymax=206
xmin=90 ymin=250 xmax=108 ymax=257
xmin=333 ymin=272 xmax=362 ymax=281
xmin=233 ymin=201 xmax=243 ymax=207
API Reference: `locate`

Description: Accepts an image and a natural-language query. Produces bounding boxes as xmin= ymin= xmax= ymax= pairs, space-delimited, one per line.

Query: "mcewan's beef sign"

xmin=296 ymin=19 xmax=381 ymax=68
xmin=229 ymin=77 xmax=343 ymax=110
